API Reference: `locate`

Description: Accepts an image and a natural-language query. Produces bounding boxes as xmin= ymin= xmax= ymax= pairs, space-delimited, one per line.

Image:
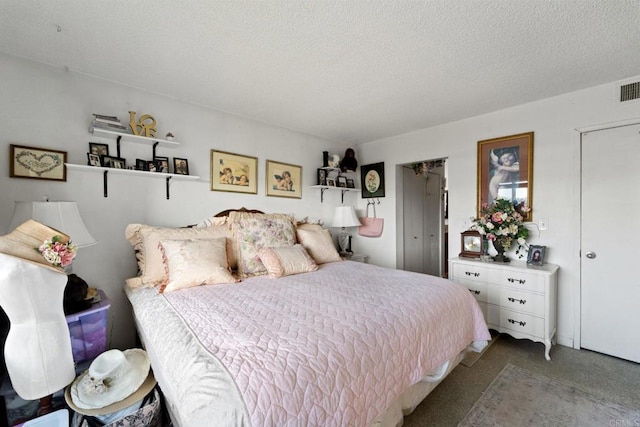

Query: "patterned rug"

xmin=458 ymin=363 xmax=640 ymax=426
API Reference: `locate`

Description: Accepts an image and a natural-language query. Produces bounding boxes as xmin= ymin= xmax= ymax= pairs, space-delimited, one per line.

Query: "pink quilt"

xmin=162 ymin=261 xmax=490 ymax=426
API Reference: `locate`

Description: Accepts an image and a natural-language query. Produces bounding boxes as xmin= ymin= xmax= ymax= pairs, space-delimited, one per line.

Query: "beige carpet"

xmin=458 ymin=363 xmax=640 ymax=426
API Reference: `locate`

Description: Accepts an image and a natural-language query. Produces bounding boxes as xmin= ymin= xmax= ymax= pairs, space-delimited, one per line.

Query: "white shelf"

xmin=90 ymin=126 xmax=181 ymax=148
xmin=310 ymin=185 xmax=360 ymax=203
xmin=66 ymin=163 xmax=199 ymax=199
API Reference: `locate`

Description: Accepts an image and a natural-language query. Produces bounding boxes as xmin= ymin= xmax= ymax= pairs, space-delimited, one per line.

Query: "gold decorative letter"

xmin=128 ymin=111 xmax=157 ymax=138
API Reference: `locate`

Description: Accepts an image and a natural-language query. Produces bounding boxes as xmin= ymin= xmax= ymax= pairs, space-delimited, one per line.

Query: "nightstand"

xmin=346 ymin=254 xmax=368 ymax=263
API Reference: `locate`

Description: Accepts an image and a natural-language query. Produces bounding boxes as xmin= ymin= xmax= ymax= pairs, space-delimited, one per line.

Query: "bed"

xmin=124 ymin=210 xmax=490 ymax=426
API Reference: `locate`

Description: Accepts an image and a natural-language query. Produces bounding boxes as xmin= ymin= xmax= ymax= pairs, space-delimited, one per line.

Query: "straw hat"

xmin=66 ymin=349 xmax=157 ymax=416
xmin=0 ymin=219 xmax=69 ymax=273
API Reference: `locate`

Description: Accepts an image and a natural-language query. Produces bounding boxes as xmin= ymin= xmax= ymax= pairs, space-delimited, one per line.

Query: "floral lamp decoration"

xmin=472 ymin=198 xmax=529 ymax=262
xmin=38 ymin=235 xmax=78 ymax=268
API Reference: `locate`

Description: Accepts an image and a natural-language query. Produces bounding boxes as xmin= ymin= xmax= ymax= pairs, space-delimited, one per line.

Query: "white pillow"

xmin=158 ymin=238 xmax=238 ymax=293
xmin=295 ymin=229 xmax=342 ymax=264
xmin=257 ymin=245 xmax=318 ymax=278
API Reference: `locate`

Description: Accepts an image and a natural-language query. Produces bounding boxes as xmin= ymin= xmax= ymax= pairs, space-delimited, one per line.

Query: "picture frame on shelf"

xmin=477 ymin=132 xmax=534 ymax=221
xmin=317 ymin=168 xmax=327 ymax=186
xmin=361 ymin=162 xmax=385 ymax=198
xmin=527 ymin=245 xmax=546 ymax=266
xmin=336 ymin=176 xmax=347 ymax=188
xmin=10 ymin=144 xmax=67 ymax=181
xmin=173 ymin=158 xmax=189 ymax=175
xmin=266 ymin=159 xmax=302 ymax=198
xmin=87 ymin=153 xmax=101 ymax=167
xmin=135 ymin=159 xmax=148 ymax=171
xmin=146 ymin=160 xmax=157 ymax=172
xmin=101 ymin=155 xmax=126 ymax=169
xmin=154 ymin=156 xmax=169 ymax=173
xmin=326 ymin=178 xmax=336 ymax=187
xmin=89 ymin=142 xmax=109 ymax=156
xmin=346 ymin=178 xmax=355 ymax=188
xmin=210 ymin=150 xmax=258 ymax=194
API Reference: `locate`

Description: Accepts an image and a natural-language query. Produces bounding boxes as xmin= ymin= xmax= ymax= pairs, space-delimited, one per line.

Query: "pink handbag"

xmin=358 ymin=203 xmax=384 ymax=237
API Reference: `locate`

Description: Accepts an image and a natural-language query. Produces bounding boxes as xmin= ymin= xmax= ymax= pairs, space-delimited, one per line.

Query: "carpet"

xmin=460 ymin=330 xmax=500 ymax=367
xmin=458 ymin=363 xmax=640 ymax=426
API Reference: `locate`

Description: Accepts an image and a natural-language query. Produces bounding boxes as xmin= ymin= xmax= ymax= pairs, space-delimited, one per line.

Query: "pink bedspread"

xmin=162 ymin=261 xmax=490 ymax=426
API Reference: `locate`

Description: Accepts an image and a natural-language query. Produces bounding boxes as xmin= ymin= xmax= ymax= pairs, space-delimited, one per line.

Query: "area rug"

xmin=460 ymin=330 xmax=500 ymax=367
xmin=458 ymin=363 xmax=640 ymax=426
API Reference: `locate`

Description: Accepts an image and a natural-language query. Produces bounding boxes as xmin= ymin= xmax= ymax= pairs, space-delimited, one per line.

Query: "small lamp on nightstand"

xmin=331 ymin=206 xmax=361 ymax=257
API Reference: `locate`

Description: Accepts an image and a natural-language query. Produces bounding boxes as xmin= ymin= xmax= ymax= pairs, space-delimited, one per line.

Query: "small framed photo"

xmin=266 ymin=159 xmax=302 ymax=198
xmin=173 ymin=157 xmax=189 ymax=175
xmin=210 ymin=150 xmax=258 ymax=194
xmin=326 ymin=178 xmax=336 ymax=187
xmin=154 ymin=156 xmax=169 ymax=173
xmin=337 ymin=176 xmax=347 ymax=188
xmin=146 ymin=160 xmax=157 ymax=172
xmin=346 ymin=178 xmax=355 ymax=188
xmin=317 ymin=168 xmax=327 ymax=186
xmin=87 ymin=153 xmax=101 ymax=167
xmin=101 ymin=155 xmax=126 ymax=169
xmin=135 ymin=159 xmax=148 ymax=171
xmin=527 ymin=245 xmax=546 ymax=266
xmin=89 ymin=142 xmax=109 ymax=156
xmin=10 ymin=144 xmax=67 ymax=181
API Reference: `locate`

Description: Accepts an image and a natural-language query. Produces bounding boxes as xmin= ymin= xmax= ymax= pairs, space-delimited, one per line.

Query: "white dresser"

xmin=449 ymin=257 xmax=559 ymax=360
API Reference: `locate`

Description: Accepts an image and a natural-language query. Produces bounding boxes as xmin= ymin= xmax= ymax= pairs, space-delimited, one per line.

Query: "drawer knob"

xmin=469 ymin=289 xmax=481 ymax=295
xmin=508 ymin=297 xmax=526 ymax=305
xmin=507 ymin=277 xmax=526 ymax=284
xmin=465 ymin=271 xmax=480 ymax=277
xmin=508 ymin=318 xmax=526 ymax=327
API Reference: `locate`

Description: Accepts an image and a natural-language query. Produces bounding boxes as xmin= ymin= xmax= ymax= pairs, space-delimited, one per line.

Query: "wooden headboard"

xmin=214 ymin=207 xmax=265 ymax=217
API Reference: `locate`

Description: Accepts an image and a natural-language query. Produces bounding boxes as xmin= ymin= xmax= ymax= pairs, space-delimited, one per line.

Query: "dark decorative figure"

xmin=340 ymin=148 xmax=358 ymax=172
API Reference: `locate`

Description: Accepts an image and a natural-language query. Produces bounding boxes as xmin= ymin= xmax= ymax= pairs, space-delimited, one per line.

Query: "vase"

xmin=492 ymin=238 xmax=510 ymax=263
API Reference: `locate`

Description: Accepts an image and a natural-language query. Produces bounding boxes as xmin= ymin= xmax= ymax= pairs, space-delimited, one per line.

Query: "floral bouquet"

xmin=38 ymin=235 xmax=78 ymax=268
xmin=472 ymin=198 xmax=530 ymax=258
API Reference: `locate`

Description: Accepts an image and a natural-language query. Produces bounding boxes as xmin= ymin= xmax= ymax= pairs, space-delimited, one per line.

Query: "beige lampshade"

xmin=331 ymin=206 xmax=361 ymax=228
xmin=9 ymin=201 xmax=98 ymax=248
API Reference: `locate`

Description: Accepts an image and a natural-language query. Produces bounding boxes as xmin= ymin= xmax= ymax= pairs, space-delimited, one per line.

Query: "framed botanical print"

xmin=10 ymin=144 xmax=67 ymax=181
xmin=210 ymin=150 xmax=258 ymax=194
xmin=477 ymin=132 xmax=533 ymax=221
xmin=361 ymin=162 xmax=385 ymax=198
xmin=266 ymin=160 xmax=302 ymax=198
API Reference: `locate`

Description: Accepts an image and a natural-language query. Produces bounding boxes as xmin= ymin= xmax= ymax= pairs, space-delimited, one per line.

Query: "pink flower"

xmin=60 ymin=251 xmax=75 ymax=267
xmin=491 ymin=212 xmax=504 ymax=223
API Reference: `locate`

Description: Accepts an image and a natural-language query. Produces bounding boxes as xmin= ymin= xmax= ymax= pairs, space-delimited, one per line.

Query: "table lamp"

xmin=331 ymin=206 xmax=361 ymax=256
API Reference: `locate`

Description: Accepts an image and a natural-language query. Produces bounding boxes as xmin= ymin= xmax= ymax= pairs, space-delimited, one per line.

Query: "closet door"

xmin=581 ymin=123 xmax=640 ymax=363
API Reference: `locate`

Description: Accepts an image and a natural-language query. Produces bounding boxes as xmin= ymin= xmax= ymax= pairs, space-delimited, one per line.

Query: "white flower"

xmin=517 ymin=237 xmax=526 ymax=246
xmin=486 ymin=222 xmax=495 ymax=230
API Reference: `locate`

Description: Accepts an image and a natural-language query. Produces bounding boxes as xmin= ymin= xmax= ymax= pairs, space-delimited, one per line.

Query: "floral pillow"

xmin=229 ymin=212 xmax=296 ymax=278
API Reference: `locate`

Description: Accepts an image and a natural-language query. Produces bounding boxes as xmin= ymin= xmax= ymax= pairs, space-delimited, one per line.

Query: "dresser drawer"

xmin=487 ymin=306 xmax=544 ymax=338
xmin=488 ymin=268 xmax=545 ymax=293
xmin=457 ymin=280 xmax=488 ymax=303
xmin=487 ymin=284 xmax=544 ymax=316
xmin=451 ymin=263 xmax=489 ymax=283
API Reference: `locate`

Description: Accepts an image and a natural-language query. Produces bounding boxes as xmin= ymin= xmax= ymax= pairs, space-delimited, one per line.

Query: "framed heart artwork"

xmin=10 ymin=144 xmax=67 ymax=181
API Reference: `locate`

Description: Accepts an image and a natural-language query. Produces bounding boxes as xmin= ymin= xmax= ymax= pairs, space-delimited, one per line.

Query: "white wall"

xmin=0 ymin=54 xmax=345 ymax=349
xmin=354 ymin=77 xmax=640 ymax=348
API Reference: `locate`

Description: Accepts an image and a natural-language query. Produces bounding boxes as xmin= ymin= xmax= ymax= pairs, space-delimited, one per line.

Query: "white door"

xmin=581 ymin=123 xmax=640 ymax=363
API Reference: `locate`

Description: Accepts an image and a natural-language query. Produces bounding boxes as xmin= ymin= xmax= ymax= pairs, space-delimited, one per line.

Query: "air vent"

xmin=620 ymin=81 xmax=640 ymax=102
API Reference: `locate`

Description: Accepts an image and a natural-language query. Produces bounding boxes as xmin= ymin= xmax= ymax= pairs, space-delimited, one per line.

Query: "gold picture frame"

xmin=10 ymin=144 xmax=67 ymax=181
xmin=477 ymin=132 xmax=533 ymax=221
xmin=265 ymin=160 xmax=302 ymax=198
xmin=210 ymin=150 xmax=258 ymax=194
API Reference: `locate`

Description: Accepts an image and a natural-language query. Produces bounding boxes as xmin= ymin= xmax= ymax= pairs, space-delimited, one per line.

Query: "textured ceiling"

xmin=1 ymin=1 xmax=639 ymax=145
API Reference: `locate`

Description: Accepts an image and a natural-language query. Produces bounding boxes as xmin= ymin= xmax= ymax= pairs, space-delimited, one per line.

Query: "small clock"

xmin=459 ymin=230 xmax=483 ymax=258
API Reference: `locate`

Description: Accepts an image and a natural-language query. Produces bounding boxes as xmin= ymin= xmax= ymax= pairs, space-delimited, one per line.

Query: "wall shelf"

xmin=310 ymin=185 xmax=360 ymax=203
xmin=66 ymin=163 xmax=199 ymax=199
xmin=89 ymin=126 xmax=180 ymax=158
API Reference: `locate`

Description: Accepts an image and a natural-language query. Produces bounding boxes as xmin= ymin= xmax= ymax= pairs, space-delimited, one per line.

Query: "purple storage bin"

xmin=65 ymin=290 xmax=110 ymax=363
